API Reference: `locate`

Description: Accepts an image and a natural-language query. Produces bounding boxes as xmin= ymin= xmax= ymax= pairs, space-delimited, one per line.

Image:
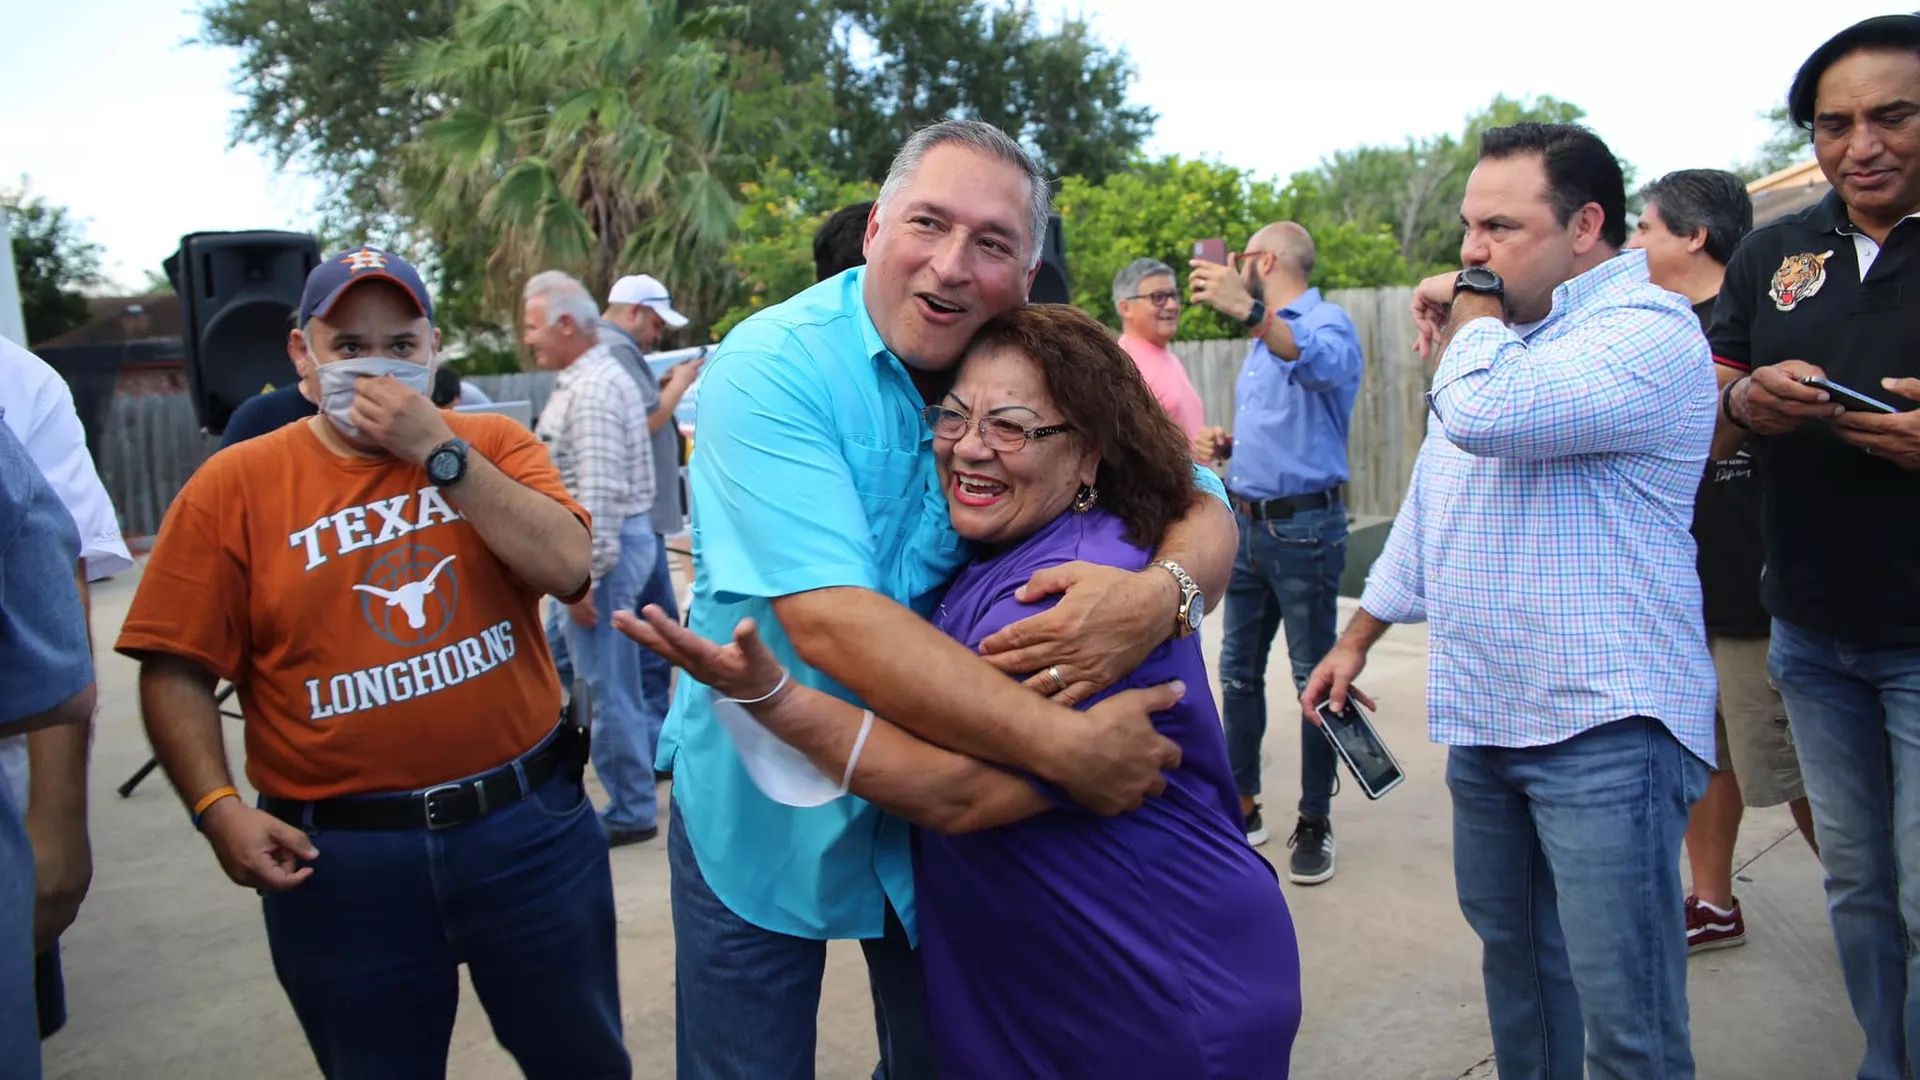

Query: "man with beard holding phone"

xmin=1189 ymin=222 xmax=1362 ymax=883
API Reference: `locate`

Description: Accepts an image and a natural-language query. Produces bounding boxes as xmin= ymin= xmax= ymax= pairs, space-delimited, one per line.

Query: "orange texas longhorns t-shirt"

xmin=117 ymin=412 xmax=589 ymax=801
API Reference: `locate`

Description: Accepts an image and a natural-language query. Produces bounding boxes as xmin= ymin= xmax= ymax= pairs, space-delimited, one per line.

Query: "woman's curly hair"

xmin=963 ymin=304 xmax=1197 ymax=549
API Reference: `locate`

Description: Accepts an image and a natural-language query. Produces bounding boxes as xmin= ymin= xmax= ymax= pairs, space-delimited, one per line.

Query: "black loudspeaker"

xmin=1030 ymin=214 xmax=1070 ymax=304
xmin=166 ymin=231 xmax=320 ymax=433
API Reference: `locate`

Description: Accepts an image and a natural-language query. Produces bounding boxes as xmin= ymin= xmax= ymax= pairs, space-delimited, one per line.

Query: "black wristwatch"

xmin=1454 ymin=266 xmax=1504 ymax=299
xmin=1241 ymin=299 xmax=1268 ymax=330
xmin=425 ymin=437 xmax=471 ymax=487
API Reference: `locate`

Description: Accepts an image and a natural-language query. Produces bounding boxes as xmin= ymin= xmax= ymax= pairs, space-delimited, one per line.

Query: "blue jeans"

xmin=1769 ymin=618 xmax=1920 ymax=1080
xmin=667 ymin=798 xmax=935 ymax=1079
xmin=0 ymin=790 xmax=39 ymax=1080
xmin=634 ymin=532 xmax=679 ymax=742
xmin=564 ymin=516 xmax=661 ymax=831
xmin=1447 ymin=717 xmax=1708 ymax=1080
xmin=1219 ymin=502 xmax=1346 ymax=814
xmin=261 ymin=764 xmax=629 ymax=1079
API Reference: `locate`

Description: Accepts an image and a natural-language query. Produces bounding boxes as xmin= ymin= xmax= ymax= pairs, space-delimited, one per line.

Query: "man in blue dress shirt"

xmin=1306 ymin=122 xmax=1716 ymax=1080
xmin=1190 ymin=222 xmax=1362 ymax=883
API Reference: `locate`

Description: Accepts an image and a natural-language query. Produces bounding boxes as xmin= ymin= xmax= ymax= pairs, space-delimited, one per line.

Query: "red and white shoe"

xmin=1686 ymin=895 xmax=1747 ymax=954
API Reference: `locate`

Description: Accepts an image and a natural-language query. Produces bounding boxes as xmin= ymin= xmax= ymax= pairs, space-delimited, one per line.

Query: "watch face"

xmin=1185 ymin=601 xmax=1204 ymax=634
xmin=428 ymin=450 xmax=459 ymax=483
xmin=1460 ymin=267 xmax=1501 ymax=291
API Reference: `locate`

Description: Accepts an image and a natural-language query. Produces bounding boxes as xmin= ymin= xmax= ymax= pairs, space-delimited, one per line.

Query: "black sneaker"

xmin=606 ymin=823 xmax=660 ymax=848
xmin=1286 ymin=815 xmax=1336 ymax=885
xmin=1244 ymin=804 xmax=1270 ymax=847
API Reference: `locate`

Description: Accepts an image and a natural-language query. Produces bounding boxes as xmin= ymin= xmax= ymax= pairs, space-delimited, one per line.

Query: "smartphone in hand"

xmin=1193 ymin=237 xmax=1227 ymax=265
xmin=1800 ymin=376 xmax=1908 ymax=415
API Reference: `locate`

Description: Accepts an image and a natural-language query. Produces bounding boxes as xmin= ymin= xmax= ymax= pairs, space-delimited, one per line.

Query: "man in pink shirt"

xmin=1114 ymin=258 xmax=1206 ymax=442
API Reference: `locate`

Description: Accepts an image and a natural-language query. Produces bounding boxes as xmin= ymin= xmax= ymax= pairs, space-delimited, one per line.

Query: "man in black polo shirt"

xmin=1713 ymin=16 xmax=1920 ymax=1078
xmin=1632 ymin=169 xmax=1816 ymax=957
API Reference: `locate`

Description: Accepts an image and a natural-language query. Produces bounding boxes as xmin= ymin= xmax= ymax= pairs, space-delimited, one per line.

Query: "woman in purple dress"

xmin=625 ymin=304 xmax=1301 ymax=1077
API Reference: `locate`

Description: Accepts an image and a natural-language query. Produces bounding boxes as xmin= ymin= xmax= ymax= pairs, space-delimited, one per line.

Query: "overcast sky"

xmin=0 ymin=1 xmax=1892 ymax=290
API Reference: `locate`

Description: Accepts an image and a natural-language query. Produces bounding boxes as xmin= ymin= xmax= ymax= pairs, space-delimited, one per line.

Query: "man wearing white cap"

xmin=602 ymin=274 xmax=702 ymax=742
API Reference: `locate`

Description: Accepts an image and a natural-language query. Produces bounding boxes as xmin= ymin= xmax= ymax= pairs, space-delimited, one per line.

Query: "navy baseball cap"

xmin=299 ymin=246 xmax=435 ymax=327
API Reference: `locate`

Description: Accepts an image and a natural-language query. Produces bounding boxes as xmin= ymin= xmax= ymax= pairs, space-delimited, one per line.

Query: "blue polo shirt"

xmin=658 ymin=268 xmax=1228 ymax=942
xmin=1226 ymin=288 xmax=1363 ymax=501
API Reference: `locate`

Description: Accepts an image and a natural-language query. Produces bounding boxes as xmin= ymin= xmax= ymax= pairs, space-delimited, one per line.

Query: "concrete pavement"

xmin=41 ymin=567 xmax=1859 ymax=1078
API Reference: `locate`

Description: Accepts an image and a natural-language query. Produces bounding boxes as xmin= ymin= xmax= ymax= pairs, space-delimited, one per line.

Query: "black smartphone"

xmin=1314 ymin=699 xmax=1405 ymax=799
xmin=1800 ymin=376 xmax=1907 ymax=414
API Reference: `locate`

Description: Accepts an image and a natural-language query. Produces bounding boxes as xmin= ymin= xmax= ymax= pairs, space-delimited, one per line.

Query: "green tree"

xmin=1287 ymin=94 xmax=1591 ymax=278
xmin=392 ymin=0 xmax=741 ymax=333
xmin=200 ymin=0 xmax=458 ymax=235
xmin=713 ymin=165 xmax=878 ymax=336
xmin=1734 ymin=107 xmax=1808 ymax=182
xmin=827 ymin=0 xmax=1153 ymax=182
xmin=3 ymin=183 xmax=105 ymax=344
xmin=1057 ymin=157 xmax=1406 ymax=340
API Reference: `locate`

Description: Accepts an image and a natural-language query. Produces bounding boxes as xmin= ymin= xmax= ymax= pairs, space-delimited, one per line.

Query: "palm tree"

xmin=392 ymin=0 xmax=740 ymax=329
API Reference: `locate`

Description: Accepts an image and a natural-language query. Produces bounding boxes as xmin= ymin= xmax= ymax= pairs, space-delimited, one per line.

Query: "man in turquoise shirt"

xmin=649 ymin=120 xmax=1236 ymax=1078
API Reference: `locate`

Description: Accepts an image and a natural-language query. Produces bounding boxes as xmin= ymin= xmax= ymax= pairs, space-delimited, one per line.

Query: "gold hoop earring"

xmin=1072 ymin=484 xmax=1098 ymax=513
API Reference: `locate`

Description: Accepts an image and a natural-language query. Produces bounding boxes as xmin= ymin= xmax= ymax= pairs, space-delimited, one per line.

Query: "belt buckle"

xmin=420 ymin=783 xmax=465 ymax=830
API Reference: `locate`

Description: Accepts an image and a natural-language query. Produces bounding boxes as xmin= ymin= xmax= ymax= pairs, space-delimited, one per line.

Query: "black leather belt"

xmin=262 ymin=730 xmax=572 ymax=832
xmin=1232 ymin=487 xmax=1343 ymax=521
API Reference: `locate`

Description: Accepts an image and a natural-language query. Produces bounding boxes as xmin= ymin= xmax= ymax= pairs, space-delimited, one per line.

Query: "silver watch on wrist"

xmin=1154 ymin=560 xmax=1205 ymax=638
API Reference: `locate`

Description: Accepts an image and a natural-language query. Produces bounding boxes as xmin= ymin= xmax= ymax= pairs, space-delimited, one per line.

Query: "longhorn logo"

xmin=353 ymin=555 xmax=456 ymax=629
xmin=354 ymin=546 xmax=460 ymax=647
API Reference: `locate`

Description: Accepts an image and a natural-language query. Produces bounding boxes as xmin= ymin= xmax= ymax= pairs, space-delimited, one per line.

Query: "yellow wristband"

xmin=191 ymin=786 xmax=240 ymax=819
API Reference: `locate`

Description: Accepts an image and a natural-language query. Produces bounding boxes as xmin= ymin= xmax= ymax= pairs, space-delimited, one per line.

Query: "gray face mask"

xmin=311 ymin=354 xmax=434 ymax=441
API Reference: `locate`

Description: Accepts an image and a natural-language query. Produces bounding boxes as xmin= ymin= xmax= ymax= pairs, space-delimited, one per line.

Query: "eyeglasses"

xmin=1123 ymin=290 xmax=1181 ymax=307
xmin=922 ymin=405 xmax=1072 ymax=452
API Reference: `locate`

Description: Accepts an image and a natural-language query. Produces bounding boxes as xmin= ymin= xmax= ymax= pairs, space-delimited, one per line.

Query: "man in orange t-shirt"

xmin=115 ymin=247 xmax=630 ymax=1079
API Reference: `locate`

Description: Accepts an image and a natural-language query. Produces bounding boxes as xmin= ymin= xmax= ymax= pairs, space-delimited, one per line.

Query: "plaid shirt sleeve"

xmin=570 ymin=373 xmax=649 ymax=583
xmin=1358 ymin=444 xmax=1428 ymax=625
xmin=1427 ymin=308 xmax=1707 ymax=460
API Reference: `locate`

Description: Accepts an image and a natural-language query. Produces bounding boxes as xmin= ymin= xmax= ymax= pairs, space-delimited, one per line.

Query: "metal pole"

xmin=0 ymin=206 xmax=26 ymax=346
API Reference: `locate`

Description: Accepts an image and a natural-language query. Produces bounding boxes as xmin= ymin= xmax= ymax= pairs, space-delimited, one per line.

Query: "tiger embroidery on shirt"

xmin=1769 ymin=250 xmax=1833 ymax=312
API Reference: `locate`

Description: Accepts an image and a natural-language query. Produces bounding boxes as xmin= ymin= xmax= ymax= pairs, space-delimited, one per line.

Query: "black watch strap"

xmin=1241 ymin=299 xmax=1267 ymax=329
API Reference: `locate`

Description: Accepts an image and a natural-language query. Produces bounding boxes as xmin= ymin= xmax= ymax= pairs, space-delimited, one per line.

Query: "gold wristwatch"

xmin=1154 ymin=560 xmax=1204 ymax=638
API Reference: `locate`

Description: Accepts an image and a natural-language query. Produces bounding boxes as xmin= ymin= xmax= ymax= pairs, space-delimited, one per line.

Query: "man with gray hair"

xmin=1629 ymin=169 xmax=1816 ymax=956
xmin=1113 ymin=257 xmax=1205 ymax=440
xmin=635 ymin=118 xmax=1236 ymax=1077
xmin=523 ymin=269 xmax=661 ymax=845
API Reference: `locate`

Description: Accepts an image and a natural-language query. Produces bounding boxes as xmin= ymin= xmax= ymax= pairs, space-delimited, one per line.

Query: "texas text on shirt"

xmin=1708 ymin=190 xmax=1920 ymax=642
xmin=114 ymin=413 xmax=588 ymax=800
xmin=1364 ymin=248 xmax=1717 ymax=759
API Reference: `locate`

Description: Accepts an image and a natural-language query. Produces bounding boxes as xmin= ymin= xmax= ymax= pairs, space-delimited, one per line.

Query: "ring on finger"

xmin=1044 ymin=665 xmax=1065 ymax=694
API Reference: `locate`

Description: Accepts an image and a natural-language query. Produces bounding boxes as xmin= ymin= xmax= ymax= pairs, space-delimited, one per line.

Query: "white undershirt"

xmin=1849 ymin=212 xmax=1920 ymax=278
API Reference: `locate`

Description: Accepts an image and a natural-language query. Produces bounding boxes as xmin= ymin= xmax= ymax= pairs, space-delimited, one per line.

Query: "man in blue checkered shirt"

xmin=1304 ymin=123 xmax=1718 ymax=1080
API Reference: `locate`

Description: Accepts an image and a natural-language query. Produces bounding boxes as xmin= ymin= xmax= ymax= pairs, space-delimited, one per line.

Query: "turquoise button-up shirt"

xmin=658 ymin=268 xmax=1227 ymax=942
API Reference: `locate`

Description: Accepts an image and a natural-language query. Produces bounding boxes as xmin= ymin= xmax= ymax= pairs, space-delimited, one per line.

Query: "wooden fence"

xmin=1174 ymin=286 xmax=1424 ymax=518
xmin=92 ymin=290 xmax=1428 ymax=538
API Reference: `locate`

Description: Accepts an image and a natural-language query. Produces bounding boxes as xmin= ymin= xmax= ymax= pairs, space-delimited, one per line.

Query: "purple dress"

xmin=921 ymin=508 xmax=1302 ymax=1078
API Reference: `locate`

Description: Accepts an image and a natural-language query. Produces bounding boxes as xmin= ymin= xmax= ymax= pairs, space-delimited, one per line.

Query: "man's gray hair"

xmin=875 ymin=119 xmax=1052 ymax=268
xmin=523 ymin=270 xmax=600 ymax=329
xmin=1112 ymin=258 xmax=1175 ymax=307
xmin=1638 ymin=169 xmax=1753 ymax=267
